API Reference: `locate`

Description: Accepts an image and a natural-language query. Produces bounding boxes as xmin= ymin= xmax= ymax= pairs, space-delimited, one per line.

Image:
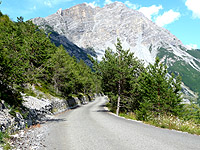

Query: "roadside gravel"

xmin=9 ymin=119 xmax=50 ymax=149
xmin=6 ymin=112 xmax=69 ymax=149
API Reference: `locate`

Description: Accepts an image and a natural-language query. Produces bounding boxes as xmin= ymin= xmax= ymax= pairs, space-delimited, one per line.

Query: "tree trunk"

xmin=116 ymin=79 xmax=120 ymax=116
xmin=116 ymin=41 xmax=121 ymax=116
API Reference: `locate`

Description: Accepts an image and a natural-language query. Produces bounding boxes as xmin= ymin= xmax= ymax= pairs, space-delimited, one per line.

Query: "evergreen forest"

xmin=0 ymin=12 xmax=101 ymax=108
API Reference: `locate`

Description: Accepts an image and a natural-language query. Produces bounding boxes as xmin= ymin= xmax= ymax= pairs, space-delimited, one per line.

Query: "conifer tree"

xmin=136 ymin=57 xmax=183 ymax=120
xmin=96 ymin=39 xmax=144 ymax=114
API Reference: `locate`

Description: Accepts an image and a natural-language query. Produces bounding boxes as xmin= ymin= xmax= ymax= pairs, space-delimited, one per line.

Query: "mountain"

xmin=31 ymin=17 xmax=96 ymax=67
xmin=48 ymin=30 xmax=95 ymax=66
xmin=31 ymin=2 xmax=200 ymax=101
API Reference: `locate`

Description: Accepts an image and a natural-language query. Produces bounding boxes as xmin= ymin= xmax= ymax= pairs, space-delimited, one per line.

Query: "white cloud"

xmin=185 ymin=0 xmax=200 ymax=19
xmin=186 ymin=44 xmax=198 ymax=50
xmin=44 ymin=1 xmax=52 ymax=7
xmin=30 ymin=5 xmax=37 ymax=11
xmin=155 ymin=10 xmax=180 ymax=27
xmin=104 ymin=0 xmax=113 ymax=5
xmin=42 ymin=0 xmax=72 ymax=7
xmin=138 ymin=5 xmax=163 ymax=20
xmin=124 ymin=1 xmax=139 ymax=10
xmin=87 ymin=1 xmax=98 ymax=8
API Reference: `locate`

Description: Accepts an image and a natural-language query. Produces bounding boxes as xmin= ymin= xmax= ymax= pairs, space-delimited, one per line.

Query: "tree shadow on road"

xmin=43 ymin=118 xmax=67 ymax=123
xmin=96 ymin=104 xmax=109 ymax=112
xmin=99 ymin=104 xmax=106 ymax=107
xmin=96 ymin=109 xmax=109 ymax=112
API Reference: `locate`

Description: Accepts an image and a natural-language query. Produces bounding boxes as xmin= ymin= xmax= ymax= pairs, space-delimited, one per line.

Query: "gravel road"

xmin=40 ymin=96 xmax=200 ymax=150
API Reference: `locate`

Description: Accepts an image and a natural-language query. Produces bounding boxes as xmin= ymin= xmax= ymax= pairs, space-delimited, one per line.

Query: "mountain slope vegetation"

xmin=157 ymin=47 xmax=200 ymax=103
xmin=0 ymin=12 xmax=101 ymax=107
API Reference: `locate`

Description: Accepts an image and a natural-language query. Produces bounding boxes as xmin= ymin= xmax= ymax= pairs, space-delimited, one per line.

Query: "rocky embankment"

xmin=0 ymin=85 xmax=98 ymax=149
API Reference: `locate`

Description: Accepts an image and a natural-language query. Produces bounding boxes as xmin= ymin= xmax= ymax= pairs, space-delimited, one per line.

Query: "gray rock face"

xmin=0 ymin=104 xmax=25 ymax=133
xmin=32 ymin=2 xmax=184 ymax=63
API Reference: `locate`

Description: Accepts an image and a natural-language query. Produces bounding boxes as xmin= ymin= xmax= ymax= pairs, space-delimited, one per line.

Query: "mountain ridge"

xmin=31 ymin=2 xmax=189 ymax=63
xmin=31 ymin=2 xmax=200 ymax=101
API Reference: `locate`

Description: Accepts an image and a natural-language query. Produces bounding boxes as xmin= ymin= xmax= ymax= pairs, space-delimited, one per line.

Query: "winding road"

xmin=43 ymin=96 xmax=200 ymax=150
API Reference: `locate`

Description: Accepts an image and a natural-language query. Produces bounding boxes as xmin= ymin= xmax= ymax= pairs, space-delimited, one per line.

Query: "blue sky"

xmin=0 ymin=0 xmax=200 ymax=49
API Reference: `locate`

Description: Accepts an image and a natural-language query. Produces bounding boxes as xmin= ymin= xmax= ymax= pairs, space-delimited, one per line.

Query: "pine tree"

xmin=95 ymin=39 xmax=144 ymax=114
xmin=136 ymin=57 xmax=183 ymax=120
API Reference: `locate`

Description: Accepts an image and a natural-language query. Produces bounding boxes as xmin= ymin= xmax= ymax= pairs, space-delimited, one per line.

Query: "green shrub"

xmin=0 ymin=132 xmax=3 ymax=143
xmin=24 ymin=88 xmax=37 ymax=97
xmin=0 ymin=130 xmax=11 ymax=149
xmin=119 ymin=112 xmax=136 ymax=120
xmin=3 ymin=143 xmax=11 ymax=150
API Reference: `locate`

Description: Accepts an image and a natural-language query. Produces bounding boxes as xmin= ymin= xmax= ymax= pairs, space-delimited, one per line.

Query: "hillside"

xmin=0 ymin=11 xmax=101 ymax=107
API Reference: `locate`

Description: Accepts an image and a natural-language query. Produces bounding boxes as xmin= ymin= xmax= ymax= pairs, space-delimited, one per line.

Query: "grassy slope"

xmin=157 ymin=47 xmax=200 ymax=96
xmin=169 ymin=61 xmax=200 ymax=93
xmin=186 ymin=49 xmax=200 ymax=59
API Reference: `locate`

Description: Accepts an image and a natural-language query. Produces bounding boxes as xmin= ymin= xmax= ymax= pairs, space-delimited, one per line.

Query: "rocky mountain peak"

xmin=104 ymin=1 xmax=126 ymax=9
xmin=62 ymin=3 xmax=96 ymax=17
xmin=31 ymin=2 xmax=186 ymax=63
xmin=56 ymin=8 xmax=62 ymax=15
